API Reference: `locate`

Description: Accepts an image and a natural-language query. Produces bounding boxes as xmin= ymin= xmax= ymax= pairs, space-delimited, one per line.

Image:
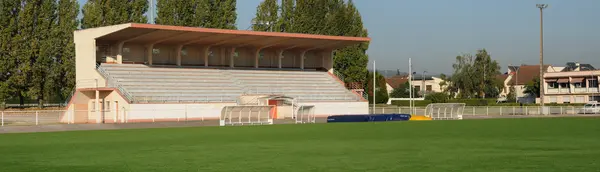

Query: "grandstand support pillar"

xmin=202 ymin=46 xmax=211 ymax=67
xmin=146 ymin=44 xmax=154 ymax=65
xmin=95 ymin=90 xmax=100 ymax=124
xmin=299 ymin=51 xmax=307 ymax=70
xmin=175 ymin=45 xmax=183 ymax=66
xmin=322 ymin=50 xmax=334 ymax=73
xmin=116 ymin=42 xmax=125 ymax=64
xmin=254 ymin=48 xmax=261 ymax=68
xmin=229 ymin=47 xmax=236 ymax=68
xmin=276 ymin=49 xmax=284 ymax=69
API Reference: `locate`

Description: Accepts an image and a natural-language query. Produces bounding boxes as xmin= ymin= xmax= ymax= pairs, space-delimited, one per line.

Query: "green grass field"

xmin=1 ymin=118 xmax=599 ymax=171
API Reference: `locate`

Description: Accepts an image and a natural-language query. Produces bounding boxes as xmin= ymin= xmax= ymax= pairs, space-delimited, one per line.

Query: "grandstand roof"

xmin=95 ymin=23 xmax=371 ymax=51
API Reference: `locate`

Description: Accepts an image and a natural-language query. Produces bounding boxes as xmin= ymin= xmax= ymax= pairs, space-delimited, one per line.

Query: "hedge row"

xmin=391 ymin=100 xmax=587 ymax=107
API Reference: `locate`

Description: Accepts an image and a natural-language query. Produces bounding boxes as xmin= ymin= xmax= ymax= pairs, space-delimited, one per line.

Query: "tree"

xmin=206 ymin=0 xmax=237 ymax=29
xmin=524 ymin=77 xmax=541 ymax=98
xmin=276 ymin=0 xmax=295 ymax=32
xmin=292 ymin=0 xmax=328 ymax=34
xmin=366 ymin=71 xmax=388 ymax=104
xmin=425 ymin=92 xmax=449 ymax=103
xmin=507 ymin=83 xmax=516 ymax=103
xmin=252 ymin=0 xmax=278 ymax=31
xmin=27 ymin=0 xmax=59 ymax=108
xmin=0 ymin=0 xmax=22 ymax=106
xmin=449 ymin=49 xmax=501 ymax=99
xmin=331 ymin=1 xmax=369 ymax=85
xmin=390 ymin=81 xmax=417 ymax=98
xmin=156 ymin=0 xmax=208 ymax=27
xmin=54 ymin=0 xmax=79 ymax=102
xmin=81 ymin=0 xmax=148 ymax=29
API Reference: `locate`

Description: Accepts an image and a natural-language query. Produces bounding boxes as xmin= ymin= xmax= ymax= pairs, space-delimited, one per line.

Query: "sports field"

xmin=0 ymin=118 xmax=599 ymax=171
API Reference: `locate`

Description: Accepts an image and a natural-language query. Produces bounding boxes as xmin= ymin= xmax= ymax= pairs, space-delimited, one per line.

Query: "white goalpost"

xmin=424 ymin=103 xmax=466 ymax=120
xmin=220 ymin=106 xmax=274 ymax=126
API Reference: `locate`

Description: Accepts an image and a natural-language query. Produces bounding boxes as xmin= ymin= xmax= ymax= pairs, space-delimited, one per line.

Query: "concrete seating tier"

xmin=99 ymin=64 xmax=361 ymax=103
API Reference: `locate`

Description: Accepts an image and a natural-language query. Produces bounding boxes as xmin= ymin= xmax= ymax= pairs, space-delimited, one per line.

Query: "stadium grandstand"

xmin=62 ymin=23 xmax=370 ymax=124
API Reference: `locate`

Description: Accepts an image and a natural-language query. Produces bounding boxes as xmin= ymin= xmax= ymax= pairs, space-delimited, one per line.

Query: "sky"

xmin=78 ymin=0 xmax=600 ymax=74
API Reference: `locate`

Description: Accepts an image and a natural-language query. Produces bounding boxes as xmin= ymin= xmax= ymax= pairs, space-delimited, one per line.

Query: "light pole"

xmin=422 ymin=71 xmax=427 ymax=97
xmin=513 ymin=65 xmax=520 ymax=103
xmin=249 ymin=20 xmax=274 ymax=31
xmin=537 ymin=4 xmax=548 ymax=112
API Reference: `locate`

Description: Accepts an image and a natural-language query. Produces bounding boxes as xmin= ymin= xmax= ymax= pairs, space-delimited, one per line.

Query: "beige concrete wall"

xmin=281 ymin=51 xmax=298 ymax=68
xmin=75 ymin=23 xmax=130 ymax=88
xmin=180 ymin=46 xmax=204 ymax=65
xmin=299 ymin=101 xmax=368 ymax=116
xmin=128 ymin=103 xmax=237 ymax=121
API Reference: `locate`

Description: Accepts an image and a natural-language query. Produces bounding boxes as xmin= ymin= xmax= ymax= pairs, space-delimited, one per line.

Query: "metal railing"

xmin=369 ymin=106 xmax=599 ymax=116
xmin=96 ymin=64 xmax=135 ymax=102
xmin=135 ymin=95 xmax=235 ymax=103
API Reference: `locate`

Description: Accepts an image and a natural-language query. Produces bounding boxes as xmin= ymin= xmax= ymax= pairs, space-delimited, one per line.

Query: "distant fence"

xmin=1 ymin=106 xmax=598 ymax=127
xmin=4 ymin=103 xmax=66 ymax=108
xmin=370 ymin=106 xmax=598 ymax=116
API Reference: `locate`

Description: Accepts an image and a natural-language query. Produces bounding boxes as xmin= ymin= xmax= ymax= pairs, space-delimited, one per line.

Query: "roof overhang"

xmin=95 ymin=23 xmax=371 ymax=51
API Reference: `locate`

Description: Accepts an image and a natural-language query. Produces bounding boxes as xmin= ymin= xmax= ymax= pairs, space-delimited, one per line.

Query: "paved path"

xmin=1 ymin=115 xmax=598 ymax=134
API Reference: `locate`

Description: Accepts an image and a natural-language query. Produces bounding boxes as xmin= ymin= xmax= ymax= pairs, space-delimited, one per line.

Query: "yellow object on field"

xmin=410 ymin=115 xmax=432 ymax=121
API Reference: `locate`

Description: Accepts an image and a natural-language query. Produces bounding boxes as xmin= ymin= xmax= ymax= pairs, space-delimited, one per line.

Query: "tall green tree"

xmin=251 ymin=0 xmax=278 ymax=31
xmin=250 ymin=0 xmax=369 ymax=86
xmin=27 ymin=0 xmax=59 ymax=108
xmin=206 ymin=0 xmax=237 ymax=29
xmin=156 ymin=0 xmax=197 ymax=26
xmin=332 ymin=1 xmax=369 ymax=84
xmin=366 ymin=71 xmax=389 ymax=104
xmin=0 ymin=0 xmax=21 ymax=106
xmin=81 ymin=0 xmax=148 ymax=29
xmin=276 ymin=0 xmax=295 ymax=32
xmin=449 ymin=49 xmax=501 ymax=99
xmin=54 ymin=0 xmax=79 ymax=102
xmin=292 ymin=0 xmax=328 ymax=34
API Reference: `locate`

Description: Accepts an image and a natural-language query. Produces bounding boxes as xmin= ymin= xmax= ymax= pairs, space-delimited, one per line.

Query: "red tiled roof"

xmin=509 ymin=65 xmax=550 ymax=85
xmin=385 ymin=75 xmax=409 ymax=89
xmin=496 ymin=74 xmax=508 ymax=83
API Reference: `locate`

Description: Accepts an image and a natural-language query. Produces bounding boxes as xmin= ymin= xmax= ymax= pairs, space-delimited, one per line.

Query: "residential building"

xmin=385 ymin=75 xmax=446 ymax=97
xmin=499 ymin=65 xmax=551 ymax=103
xmin=542 ymin=63 xmax=600 ymax=104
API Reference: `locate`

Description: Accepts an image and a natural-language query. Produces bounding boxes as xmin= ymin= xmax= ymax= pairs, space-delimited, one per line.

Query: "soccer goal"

xmin=220 ymin=106 xmax=274 ymax=126
xmin=424 ymin=103 xmax=466 ymax=120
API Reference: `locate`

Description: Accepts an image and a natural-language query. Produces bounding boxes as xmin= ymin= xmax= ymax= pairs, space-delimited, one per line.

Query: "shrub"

xmin=391 ymin=100 xmax=432 ymax=107
xmin=424 ymin=93 xmax=449 ymax=103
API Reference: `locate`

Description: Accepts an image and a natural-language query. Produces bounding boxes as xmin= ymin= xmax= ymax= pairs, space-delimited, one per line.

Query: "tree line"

xmin=384 ymin=49 xmax=505 ymax=103
xmin=1 ymin=0 xmax=371 ymax=107
xmin=1 ymin=0 xmax=79 ymax=108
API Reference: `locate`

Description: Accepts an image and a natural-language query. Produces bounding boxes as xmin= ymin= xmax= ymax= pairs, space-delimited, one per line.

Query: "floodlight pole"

xmin=537 ymin=4 xmax=548 ymax=113
xmin=409 ymin=58 xmax=413 ymax=115
xmin=373 ymin=60 xmax=376 ymax=113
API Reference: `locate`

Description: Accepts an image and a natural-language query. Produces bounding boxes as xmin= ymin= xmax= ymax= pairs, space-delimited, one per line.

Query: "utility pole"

xmin=422 ymin=71 xmax=427 ymax=98
xmin=515 ymin=65 xmax=520 ymax=103
xmin=149 ymin=0 xmax=154 ymax=24
xmin=373 ymin=61 xmax=376 ymax=113
xmin=537 ymin=4 xmax=548 ymax=113
xmin=483 ymin=63 xmax=486 ymax=99
xmin=409 ymin=58 xmax=413 ymax=115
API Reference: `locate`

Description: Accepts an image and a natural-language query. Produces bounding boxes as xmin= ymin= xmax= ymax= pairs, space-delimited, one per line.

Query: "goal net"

xmin=424 ymin=103 xmax=466 ymax=120
xmin=220 ymin=106 xmax=274 ymax=126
